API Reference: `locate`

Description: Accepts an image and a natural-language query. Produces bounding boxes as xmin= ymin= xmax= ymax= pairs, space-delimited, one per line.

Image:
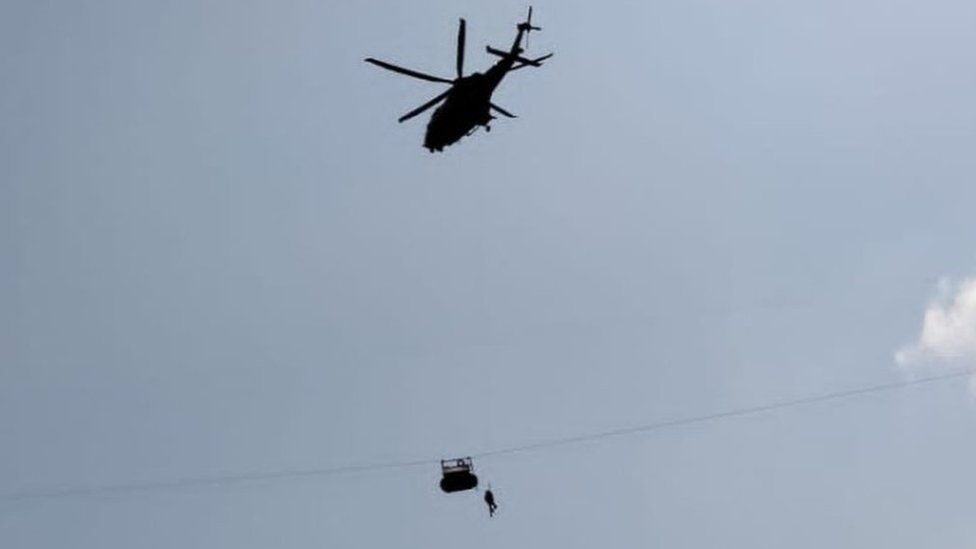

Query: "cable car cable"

xmin=4 ymin=367 xmax=973 ymax=503
xmin=473 ymin=367 xmax=974 ymax=459
xmin=2 ymin=458 xmax=435 ymax=502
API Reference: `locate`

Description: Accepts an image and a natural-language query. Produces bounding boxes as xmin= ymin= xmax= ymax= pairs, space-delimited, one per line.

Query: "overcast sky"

xmin=3 ymin=0 xmax=976 ymax=547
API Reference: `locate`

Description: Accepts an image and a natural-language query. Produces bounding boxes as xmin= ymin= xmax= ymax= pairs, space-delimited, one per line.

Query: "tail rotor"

xmin=519 ymin=6 xmax=542 ymax=49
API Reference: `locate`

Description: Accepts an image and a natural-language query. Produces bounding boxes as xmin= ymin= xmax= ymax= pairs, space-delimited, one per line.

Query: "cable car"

xmin=440 ymin=457 xmax=478 ymax=493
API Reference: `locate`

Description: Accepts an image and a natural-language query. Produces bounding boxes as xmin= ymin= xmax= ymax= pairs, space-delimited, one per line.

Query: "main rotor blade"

xmin=364 ymin=58 xmax=453 ymax=84
xmin=456 ymin=18 xmax=466 ymax=79
xmin=398 ymin=89 xmax=451 ymax=123
xmin=490 ymin=103 xmax=516 ymax=118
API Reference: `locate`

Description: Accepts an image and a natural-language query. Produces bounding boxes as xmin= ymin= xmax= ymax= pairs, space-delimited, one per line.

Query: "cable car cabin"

xmin=440 ymin=457 xmax=478 ymax=493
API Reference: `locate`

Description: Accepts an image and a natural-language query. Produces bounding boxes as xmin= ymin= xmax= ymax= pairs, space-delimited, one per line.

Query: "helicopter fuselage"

xmin=423 ymin=61 xmax=512 ymax=152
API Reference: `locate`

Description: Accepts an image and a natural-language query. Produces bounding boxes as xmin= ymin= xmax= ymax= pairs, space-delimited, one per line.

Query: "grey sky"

xmin=3 ymin=0 xmax=976 ymax=547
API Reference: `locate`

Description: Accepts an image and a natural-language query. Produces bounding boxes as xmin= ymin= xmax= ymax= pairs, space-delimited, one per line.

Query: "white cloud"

xmin=896 ymin=278 xmax=976 ymax=368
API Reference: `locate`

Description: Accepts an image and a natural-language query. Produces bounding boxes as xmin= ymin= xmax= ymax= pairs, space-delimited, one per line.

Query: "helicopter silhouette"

xmin=365 ymin=7 xmax=553 ymax=152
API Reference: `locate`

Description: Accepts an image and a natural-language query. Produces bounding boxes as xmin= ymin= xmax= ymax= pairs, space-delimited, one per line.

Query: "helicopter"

xmin=365 ymin=7 xmax=553 ymax=152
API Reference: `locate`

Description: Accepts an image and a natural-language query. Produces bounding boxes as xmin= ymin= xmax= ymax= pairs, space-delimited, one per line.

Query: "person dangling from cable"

xmin=484 ymin=485 xmax=498 ymax=517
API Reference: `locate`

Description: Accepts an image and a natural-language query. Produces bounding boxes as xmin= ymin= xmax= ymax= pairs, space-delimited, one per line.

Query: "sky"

xmin=2 ymin=0 xmax=976 ymax=547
